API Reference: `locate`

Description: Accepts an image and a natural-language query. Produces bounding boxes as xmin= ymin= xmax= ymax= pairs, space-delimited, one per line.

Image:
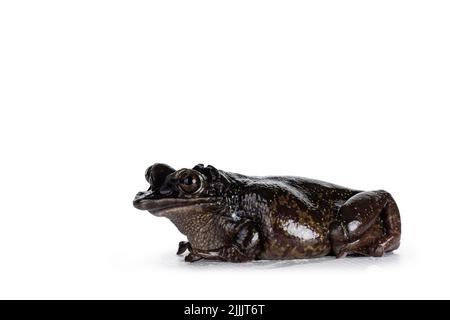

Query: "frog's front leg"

xmin=184 ymin=220 xmax=261 ymax=263
xmin=330 ymin=190 xmax=401 ymax=258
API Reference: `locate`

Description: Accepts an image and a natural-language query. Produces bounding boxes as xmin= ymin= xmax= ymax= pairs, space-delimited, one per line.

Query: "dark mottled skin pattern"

xmin=133 ymin=163 xmax=401 ymax=262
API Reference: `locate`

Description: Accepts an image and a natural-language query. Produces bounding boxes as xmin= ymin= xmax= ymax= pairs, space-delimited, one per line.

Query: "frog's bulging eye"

xmin=179 ymin=174 xmax=201 ymax=193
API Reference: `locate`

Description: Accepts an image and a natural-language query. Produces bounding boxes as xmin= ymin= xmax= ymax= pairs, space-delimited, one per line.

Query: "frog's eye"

xmin=179 ymin=174 xmax=201 ymax=193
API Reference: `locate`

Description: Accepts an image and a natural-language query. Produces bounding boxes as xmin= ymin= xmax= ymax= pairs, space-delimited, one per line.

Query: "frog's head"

xmin=133 ymin=163 xmax=230 ymax=218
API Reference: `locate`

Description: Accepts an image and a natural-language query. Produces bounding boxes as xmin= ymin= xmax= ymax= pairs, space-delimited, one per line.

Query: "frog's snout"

xmin=134 ymin=191 xmax=148 ymax=201
xmin=133 ymin=163 xmax=178 ymax=210
xmin=133 ymin=190 xmax=153 ymax=210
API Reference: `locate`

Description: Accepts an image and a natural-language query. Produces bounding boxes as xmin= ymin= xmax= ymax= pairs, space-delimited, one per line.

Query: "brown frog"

xmin=133 ymin=163 xmax=401 ymax=262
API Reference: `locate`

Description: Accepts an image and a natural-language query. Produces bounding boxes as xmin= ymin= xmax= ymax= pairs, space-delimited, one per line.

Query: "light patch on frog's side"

xmin=348 ymin=220 xmax=361 ymax=232
xmin=231 ymin=211 xmax=240 ymax=221
xmin=282 ymin=219 xmax=319 ymax=240
xmin=251 ymin=232 xmax=259 ymax=245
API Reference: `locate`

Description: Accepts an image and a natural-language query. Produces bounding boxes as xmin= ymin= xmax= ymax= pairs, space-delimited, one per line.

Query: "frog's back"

xmin=278 ymin=176 xmax=361 ymax=204
xmin=228 ymin=172 xmax=361 ymax=207
xmin=227 ymin=173 xmax=361 ymax=259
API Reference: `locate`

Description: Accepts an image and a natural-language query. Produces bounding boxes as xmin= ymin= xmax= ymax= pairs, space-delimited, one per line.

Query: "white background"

xmin=0 ymin=1 xmax=449 ymax=299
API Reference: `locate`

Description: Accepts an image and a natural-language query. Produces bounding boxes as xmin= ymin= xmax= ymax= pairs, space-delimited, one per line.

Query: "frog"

xmin=133 ymin=163 xmax=401 ymax=262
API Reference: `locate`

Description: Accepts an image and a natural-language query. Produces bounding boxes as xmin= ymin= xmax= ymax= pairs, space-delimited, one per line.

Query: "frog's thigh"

xmin=330 ymin=190 xmax=401 ymax=258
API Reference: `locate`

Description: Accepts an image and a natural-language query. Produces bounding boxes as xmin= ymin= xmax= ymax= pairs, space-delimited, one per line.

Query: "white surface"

xmin=0 ymin=1 xmax=449 ymax=299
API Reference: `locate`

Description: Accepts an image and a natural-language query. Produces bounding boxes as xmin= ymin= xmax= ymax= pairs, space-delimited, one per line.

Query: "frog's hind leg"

xmin=330 ymin=190 xmax=401 ymax=258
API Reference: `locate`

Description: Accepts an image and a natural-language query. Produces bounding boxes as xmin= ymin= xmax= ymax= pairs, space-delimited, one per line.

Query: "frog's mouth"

xmin=133 ymin=193 xmax=214 ymax=216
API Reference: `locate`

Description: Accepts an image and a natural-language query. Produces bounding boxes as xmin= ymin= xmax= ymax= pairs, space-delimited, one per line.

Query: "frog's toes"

xmin=335 ymin=241 xmax=357 ymax=258
xmin=185 ymin=253 xmax=203 ymax=262
xmin=368 ymin=244 xmax=386 ymax=257
xmin=176 ymin=241 xmax=192 ymax=255
xmin=336 ymin=248 xmax=348 ymax=259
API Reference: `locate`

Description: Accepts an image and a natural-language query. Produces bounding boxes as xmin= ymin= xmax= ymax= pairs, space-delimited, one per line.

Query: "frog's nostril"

xmin=159 ymin=186 xmax=172 ymax=196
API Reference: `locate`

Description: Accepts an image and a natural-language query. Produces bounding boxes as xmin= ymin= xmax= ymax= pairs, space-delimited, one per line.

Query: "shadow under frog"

xmin=133 ymin=163 xmax=401 ymax=262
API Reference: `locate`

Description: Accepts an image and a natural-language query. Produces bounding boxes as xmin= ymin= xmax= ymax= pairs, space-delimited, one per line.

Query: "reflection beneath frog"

xmin=178 ymin=252 xmax=402 ymax=270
